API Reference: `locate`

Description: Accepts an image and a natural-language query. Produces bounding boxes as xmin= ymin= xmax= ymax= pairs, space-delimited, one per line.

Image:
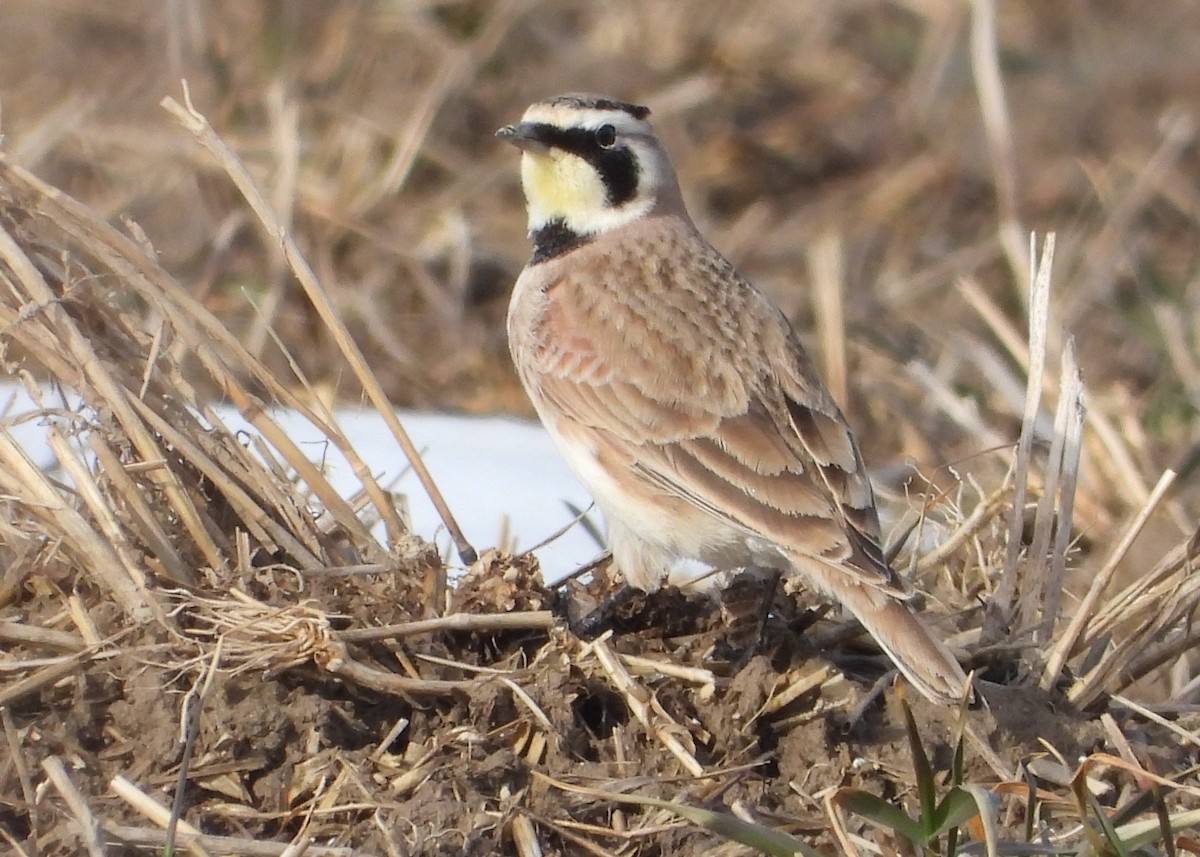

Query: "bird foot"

xmin=559 ymin=583 xmax=638 ymax=640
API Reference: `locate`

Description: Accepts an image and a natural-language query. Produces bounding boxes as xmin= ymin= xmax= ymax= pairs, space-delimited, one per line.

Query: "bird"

xmin=497 ymin=93 xmax=970 ymax=705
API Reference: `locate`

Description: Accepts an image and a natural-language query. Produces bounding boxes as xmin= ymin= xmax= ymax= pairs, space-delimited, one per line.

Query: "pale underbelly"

xmin=540 ymin=411 xmax=791 ymax=576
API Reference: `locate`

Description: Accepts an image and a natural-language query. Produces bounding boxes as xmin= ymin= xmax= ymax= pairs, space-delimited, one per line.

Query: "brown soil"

xmin=6 ymin=556 xmax=1126 ymax=855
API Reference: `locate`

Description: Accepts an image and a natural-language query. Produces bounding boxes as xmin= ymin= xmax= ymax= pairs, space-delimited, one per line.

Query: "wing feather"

xmin=519 ymin=231 xmax=900 ymax=593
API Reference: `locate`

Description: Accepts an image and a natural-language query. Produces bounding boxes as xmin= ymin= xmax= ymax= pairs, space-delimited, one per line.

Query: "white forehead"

xmin=521 ymin=101 xmax=652 ymax=135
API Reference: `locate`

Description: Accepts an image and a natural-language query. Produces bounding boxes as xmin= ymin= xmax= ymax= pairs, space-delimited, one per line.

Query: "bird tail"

xmin=812 ymin=570 xmax=971 ymax=706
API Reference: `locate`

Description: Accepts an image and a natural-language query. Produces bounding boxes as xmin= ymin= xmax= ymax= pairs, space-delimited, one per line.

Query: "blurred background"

xmin=2 ymin=0 xmax=1198 ymax=530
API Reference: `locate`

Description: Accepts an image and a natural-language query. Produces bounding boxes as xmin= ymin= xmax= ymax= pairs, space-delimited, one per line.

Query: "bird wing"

xmin=522 ymin=233 xmax=903 ymax=595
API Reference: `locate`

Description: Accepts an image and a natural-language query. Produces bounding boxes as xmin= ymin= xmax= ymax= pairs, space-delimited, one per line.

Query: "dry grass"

xmin=2 ymin=1 xmax=1200 ymax=854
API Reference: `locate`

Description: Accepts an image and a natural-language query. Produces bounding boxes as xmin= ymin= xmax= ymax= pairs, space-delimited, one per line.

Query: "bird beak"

xmin=496 ymin=122 xmax=550 ymax=154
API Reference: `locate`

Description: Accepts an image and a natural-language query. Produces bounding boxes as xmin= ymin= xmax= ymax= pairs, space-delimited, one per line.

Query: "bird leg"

xmin=549 ymin=551 xmax=638 ymax=639
xmin=752 ymin=569 xmax=784 ymax=651
xmin=720 ymin=569 xmax=784 ymax=668
xmin=562 ymin=583 xmax=638 ymax=640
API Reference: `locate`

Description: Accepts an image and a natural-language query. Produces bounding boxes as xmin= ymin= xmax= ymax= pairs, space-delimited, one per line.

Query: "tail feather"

xmin=813 ymin=570 xmax=971 ymax=705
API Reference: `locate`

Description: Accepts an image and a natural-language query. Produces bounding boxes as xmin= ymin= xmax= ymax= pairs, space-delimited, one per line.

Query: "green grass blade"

xmin=1087 ymin=792 xmax=1130 ymax=857
xmin=900 ymin=691 xmax=939 ymax=836
xmin=836 ymin=789 xmax=925 ymax=844
xmin=1086 ymin=807 xmax=1200 ymax=856
xmin=932 ymin=787 xmax=986 ymax=837
xmin=579 ymin=788 xmax=824 ymax=857
xmin=961 ymin=785 xmax=1002 ymax=857
xmin=1023 ymin=771 xmax=1039 ymax=843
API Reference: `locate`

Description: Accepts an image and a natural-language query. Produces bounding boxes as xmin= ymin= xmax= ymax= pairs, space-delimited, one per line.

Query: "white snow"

xmin=0 ymin=383 xmax=603 ymax=583
xmin=268 ymin=407 xmax=603 ymax=579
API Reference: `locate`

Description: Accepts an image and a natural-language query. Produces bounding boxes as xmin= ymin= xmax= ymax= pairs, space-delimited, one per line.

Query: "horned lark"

xmin=498 ymin=93 xmax=969 ymax=705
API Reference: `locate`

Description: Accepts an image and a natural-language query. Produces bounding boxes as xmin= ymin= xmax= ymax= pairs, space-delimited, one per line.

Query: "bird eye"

xmin=595 ymin=124 xmax=617 ymax=149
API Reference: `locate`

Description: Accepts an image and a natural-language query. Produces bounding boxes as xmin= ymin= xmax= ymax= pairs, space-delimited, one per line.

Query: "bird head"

xmin=497 ymin=93 xmax=684 ymax=241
